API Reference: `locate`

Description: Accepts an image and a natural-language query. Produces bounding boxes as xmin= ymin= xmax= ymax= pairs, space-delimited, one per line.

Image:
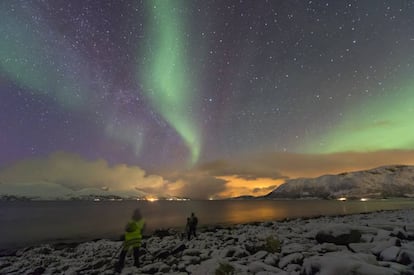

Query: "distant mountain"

xmin=0 ymin=181 xmax=148 ymax=201
xmin=229 ymin=195 xmax=257 ymax=200
xmin=266 ymin=165 xmax=414 ymax=199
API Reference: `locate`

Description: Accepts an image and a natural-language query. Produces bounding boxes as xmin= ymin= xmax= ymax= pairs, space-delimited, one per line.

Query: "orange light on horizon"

xmin=146 ymin=196 xmax=158 ymax=202
xmin=216 ymin=176 xmax=285 ymax=198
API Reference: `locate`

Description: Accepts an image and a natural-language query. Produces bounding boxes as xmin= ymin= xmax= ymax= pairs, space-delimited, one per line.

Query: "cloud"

xmin=197 ymin=159 xmax=285 ymax=180
xmin=0 ymin=151 xmax=164 ymax=196
xmin=166 ymin=175 xmax=228 ymax=200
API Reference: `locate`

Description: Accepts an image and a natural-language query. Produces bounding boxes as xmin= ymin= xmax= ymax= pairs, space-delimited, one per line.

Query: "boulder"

xmin=391 ymin=228 xmax=409 ymax=240
xmin=281 ymin=243 xmax=306 ymax=255
xmin=189 ymin=258 xmax=233 ymax=275
xmin=248 ymin=261 xmax=283 ymax=273
xmin=285 ymin=264 xmax=301 ymax=273
xmin=315 ymin=224 xmax=361 ymax=245
xmin=182 ymin=255 xmax=201 ymax=265
xmin=371 ymin=238 xmax=401 ymax=256
xmin=311 ymin=243 xmax=347 ymax=253
xmin=264 ymin=253 xmax=279 ymax=266
xmin=250 ymin=250 xmax=268 ymax=260
xmin=397 ymin=248 xmax=414 ymax=266
xmin=183 ymin=248 xmax=201 ymax=256
xmin=153 ymin=249 xmax=170 ymax=259
xmin=28 ymin=267 xmax=45 ymax=275
xmin=218 ymin=247 xmax=236 ymax=258
xmin=278 ymin=253 xmax=304 ymax=269
xmin=348 ymin=243 xmax=376 ymax=254
xmin=301 ymin=251 xmax=400 ymax=275
xmin=141 ymin=262 xmax=170 ymax=274
xmin=171 ymin=243 xmax=186 ymax=255
xmin=379 ymin=246 xmax=400 ymax=262
xmin=378 ymin=261 xmax=413 ymax=275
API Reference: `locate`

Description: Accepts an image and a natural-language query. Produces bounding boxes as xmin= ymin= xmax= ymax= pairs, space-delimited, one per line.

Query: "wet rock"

xmin=218 ymin=247 xmax=235 ymax=258
xmin=285 ymin=263 xmax=301 ymax=273
xmin=141 ymin=262 xmax=169 ymax=274
xmin=153 ymin=249 xmax=170 ymax=259
xmin=28 ymin=267 xmax=45 ymax=275
xmin=378 ymin=261 xmax=413 ymax=275
xmin=264 ymin=253 xmax=279 ymax=266
xmin=371 ymin=237 xmax=401 ymax=255
xmin=171 ymin=243 xmax=186 ymax=255
xmin=183 ymin=248 xmax=201 ymax=256
xmin=373 ymin=229 xmax=392 ymax=242
xmin=315 ymin=224 xmax=361 ymax=245
xmin=391 ymin=228 xmax=409 ymax=240
xmin=249 ymin=250 xmax=268 ymax=261
xmin=182 ymin=255 xmax=201 ymax=265
xmin=91 ymin=259 xmax=107 ymax=270
xmin=397 ymin=248 xmax=414 ymax=266
xmin=281 ymin=243 xmax=306 ymax=255
xmin=348 ymin=243 xmax=375 ymax=254
xmin=278 ymin=253 xmax=304 ymax=269
xmin=379 ymin=246 xmax=400 ymax=262
xmin=301 ymin=251 xmax=400 ymax=275
xmin=248 ymin=261 xmax=283 ymax=273
xmin=311 ymin=242 xmax=347 ymax=253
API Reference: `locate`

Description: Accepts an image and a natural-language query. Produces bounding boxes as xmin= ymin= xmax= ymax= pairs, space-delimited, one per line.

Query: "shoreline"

xmin=1 ymin=208 xmax=414 ymax=274
xmin=2 ymin=206 xmax=412 ymax=255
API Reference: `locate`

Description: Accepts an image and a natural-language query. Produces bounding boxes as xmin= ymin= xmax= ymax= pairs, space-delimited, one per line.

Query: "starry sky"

xmin=1 ymin=0 xmax=414 ymax=199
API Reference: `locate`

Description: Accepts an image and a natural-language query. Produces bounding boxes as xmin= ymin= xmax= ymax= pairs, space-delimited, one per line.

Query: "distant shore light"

xmin=146 ymin=197 xmax=158 ymax=202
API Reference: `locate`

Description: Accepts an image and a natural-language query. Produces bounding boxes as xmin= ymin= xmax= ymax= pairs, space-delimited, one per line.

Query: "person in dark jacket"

xmin=187 ymin=212 xmax=198 ymax=240
xmin=115 ymin=209 xmax=145 ymax=272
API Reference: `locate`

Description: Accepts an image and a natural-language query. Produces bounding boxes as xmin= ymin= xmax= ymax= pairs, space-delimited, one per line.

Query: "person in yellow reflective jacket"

xmin=115 ymin=208 xmax=145 ymax=272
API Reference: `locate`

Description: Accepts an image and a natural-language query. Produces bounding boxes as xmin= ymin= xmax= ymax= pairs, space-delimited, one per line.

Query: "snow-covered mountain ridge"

xmin=267 ymin=165 xmax=414 ymax=199
xmin=0 ymin=180 xmax=151 ymax=201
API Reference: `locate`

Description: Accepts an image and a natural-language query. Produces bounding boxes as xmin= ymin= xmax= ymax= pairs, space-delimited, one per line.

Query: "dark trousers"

xmin=187 ymin=226 xmax=196 ymax=240
xmin=117 ymin=247 xmax=140 ymax=271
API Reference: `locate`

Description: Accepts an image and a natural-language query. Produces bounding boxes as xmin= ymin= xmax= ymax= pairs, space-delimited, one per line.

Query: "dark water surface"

xmin=1 ymin=199 xmax=413 ymax=249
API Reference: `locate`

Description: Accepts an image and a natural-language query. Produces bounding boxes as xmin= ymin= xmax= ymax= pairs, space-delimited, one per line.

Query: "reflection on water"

xmin=219 ymin=201 xmax=288 ymax=224
xmin=0 ymin=199 xmax=413 ymax=249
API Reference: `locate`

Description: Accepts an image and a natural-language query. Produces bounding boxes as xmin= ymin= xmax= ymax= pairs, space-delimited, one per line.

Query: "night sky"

xmin=1 ymin=1 xmax=414 ymax=199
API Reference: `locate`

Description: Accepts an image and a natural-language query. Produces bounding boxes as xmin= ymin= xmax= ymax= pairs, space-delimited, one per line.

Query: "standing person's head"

xmin=191 ymin=212 xmax=195 ymax=217
xmin=132 ymin=208 xmax=142 ymax=220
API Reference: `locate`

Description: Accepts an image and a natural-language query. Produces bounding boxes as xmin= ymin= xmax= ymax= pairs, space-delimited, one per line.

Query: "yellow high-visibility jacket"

xmin=124 ymin=219 xmax=145 ymax=249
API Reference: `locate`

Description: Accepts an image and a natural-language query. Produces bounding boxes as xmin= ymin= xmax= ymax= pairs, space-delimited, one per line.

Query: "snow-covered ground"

xmin=1 ymin=209 xmax=414 ymax=274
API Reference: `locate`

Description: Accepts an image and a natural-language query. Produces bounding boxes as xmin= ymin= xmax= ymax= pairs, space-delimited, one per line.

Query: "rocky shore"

xmin=1 ymin=209 xmax=414 ymax=274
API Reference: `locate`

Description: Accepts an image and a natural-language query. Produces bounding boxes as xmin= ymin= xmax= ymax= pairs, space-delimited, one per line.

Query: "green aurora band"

xmin=140 ymin=1 xmax=201 ymax=165
xmin=0 ymin=7 xmax=90 ymax=109
xmin=306 ymin=81 xmax=414 ymax=153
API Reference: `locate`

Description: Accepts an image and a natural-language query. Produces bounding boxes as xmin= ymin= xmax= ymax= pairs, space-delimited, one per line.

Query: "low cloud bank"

xmin=165 ymin=150 xmax=414 ymax=198
xmin=2 ymin=150 xmax=414 ymax=199
xmin=0 ymin=152 xmax=163 ymax=198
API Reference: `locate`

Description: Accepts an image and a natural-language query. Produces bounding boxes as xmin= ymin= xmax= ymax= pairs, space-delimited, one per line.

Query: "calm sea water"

xmin=1 ymin=199 xmax=413 ymax=249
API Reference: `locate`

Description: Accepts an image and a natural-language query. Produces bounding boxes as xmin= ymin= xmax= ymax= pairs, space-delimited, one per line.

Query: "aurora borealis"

xmin=140 ymin=1 xmax=200 ymax=165
xmin=306 ymin=80 xmax=414 ymax=153
xmin=1 ymin=1 xmax=414 ymax=199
